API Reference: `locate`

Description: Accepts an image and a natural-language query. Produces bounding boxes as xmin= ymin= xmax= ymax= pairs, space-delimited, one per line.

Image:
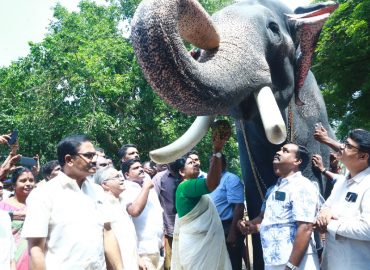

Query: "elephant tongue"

xmin=254 ymin=86 xmax=287 ymax=145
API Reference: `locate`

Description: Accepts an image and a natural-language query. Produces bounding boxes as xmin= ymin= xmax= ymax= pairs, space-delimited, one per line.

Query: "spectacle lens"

xmin=343 ymin=140 xmax=360 ymax=151
xmin=78 ymin=152 xmax=97 ymax=160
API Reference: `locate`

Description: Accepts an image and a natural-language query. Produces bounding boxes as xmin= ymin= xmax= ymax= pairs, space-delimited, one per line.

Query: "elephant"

xmin=131 ymin=0 xmax=338 ymax=268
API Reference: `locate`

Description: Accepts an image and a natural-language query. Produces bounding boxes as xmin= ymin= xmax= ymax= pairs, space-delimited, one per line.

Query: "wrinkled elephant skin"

xmin=131 ymin=0 xmax=338 ymax=268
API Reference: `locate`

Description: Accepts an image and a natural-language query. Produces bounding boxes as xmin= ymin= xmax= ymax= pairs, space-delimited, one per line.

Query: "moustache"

xmin=88 ymin=162 xmax=97 ymax=169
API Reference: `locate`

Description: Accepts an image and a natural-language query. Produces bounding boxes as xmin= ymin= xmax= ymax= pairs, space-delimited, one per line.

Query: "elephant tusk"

xmin=254 ymin=87 xmax=287 ymax=145
xmin=149 ymin=115 xmax=216 ymax=164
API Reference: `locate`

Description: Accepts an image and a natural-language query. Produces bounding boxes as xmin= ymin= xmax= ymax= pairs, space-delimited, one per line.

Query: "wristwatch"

xmin=286 ymin=262 xmax=298 ymax=270
xmin=213 ymin=152 xmax=222 ymax=158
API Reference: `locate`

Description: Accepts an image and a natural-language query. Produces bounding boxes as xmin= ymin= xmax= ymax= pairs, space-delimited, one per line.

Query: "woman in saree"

xmin=171 ymin=123 xmax=232 ymax=270
xmin=0 ymin=167 xmax=35 ymax=270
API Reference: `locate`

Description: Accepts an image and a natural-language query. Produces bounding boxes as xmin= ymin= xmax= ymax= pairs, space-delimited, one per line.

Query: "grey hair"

xmin=94 ymin=167 xmax=119 ymax=186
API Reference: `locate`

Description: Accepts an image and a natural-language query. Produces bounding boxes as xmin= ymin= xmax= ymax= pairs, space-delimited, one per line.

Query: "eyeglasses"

xmin=105 ymin=175 xmax=124 ymax=182
xmin=99 ymin=163 xmax=109 ymax=167
xmin=343 ymin=140 xmax=360 ymax=151
xmin=77 ymin=152 xmax=97 ymax=160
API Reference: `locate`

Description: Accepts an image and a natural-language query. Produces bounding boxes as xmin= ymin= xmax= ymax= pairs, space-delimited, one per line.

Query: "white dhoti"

xmin=171 ymin=195 xmax=232 ymax=270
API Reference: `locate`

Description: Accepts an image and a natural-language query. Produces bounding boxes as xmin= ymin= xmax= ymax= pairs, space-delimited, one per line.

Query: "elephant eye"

xmin=268 ymin=22 xmax=280 ymax=34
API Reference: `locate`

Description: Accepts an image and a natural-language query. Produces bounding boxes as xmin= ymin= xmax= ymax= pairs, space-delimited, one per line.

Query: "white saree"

xmin=171 ymin=195 xmax=232 ymax=270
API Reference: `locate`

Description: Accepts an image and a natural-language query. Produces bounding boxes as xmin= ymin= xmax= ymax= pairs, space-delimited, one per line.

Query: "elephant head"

xmin=132 ymin=1 xmax=338 ymax=267
xmin=132 ymin=0 xmax=337 ymax=156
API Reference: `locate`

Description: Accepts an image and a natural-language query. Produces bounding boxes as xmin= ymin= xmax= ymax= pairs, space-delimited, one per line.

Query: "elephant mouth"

xmin=150 ymin=86 xmax=286 ymax=164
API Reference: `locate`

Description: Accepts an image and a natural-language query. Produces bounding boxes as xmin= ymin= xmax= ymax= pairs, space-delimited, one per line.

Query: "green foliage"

xmin=313 ymin=0 xmax=370 ymax=138
xmin=116 ymin=0 xmax=234 ymax=20
xmin=0 ymin=0 xmax=241 ymax=175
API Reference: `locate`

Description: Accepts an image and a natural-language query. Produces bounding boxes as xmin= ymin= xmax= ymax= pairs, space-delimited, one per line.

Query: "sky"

xmin=0 ymin=0 xmax=311 ymax=67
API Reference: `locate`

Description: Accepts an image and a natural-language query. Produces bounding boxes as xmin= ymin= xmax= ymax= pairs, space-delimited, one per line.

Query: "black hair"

xmin=168 ymin=155 xmax=188 ymax=215
xmin=143 ymin=160 xmax=156 ymax=169
xmin=118 ymin=144 xmax=137 ymax=160
xmin=11 ymin=167 xmax=32 ymax=184
xmin=296 ymin=144 xmax=310 ymax=171
xmin=121 ymin=158 xmax=141 ymax=175
xmin=186 ymin=149 xmax=199 ymax=157
xmin=41 ymin=160 xmax=60 ymax=179
xmin=349 ymin=129 xmax=370 ymax=165
xmin=168 ymin=156 xmax=187 ymax=180
xmin=57 ymin=135 xmax=91 ymax=167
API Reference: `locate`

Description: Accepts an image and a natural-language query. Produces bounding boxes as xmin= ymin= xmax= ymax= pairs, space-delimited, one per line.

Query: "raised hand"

xmin=312 ymin=154 xmax=325 ymax=172
xmin=313 ymin=125 xmax=329 ymax=143
xmin=212 ymin=120 xmax=231 ymax=152
xmin=0 ymin=134 xmax=10 ymax=144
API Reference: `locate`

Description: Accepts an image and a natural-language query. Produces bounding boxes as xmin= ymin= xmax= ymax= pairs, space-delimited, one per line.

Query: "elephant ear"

xmin=286 ymin=2 xmax=338 ymax=105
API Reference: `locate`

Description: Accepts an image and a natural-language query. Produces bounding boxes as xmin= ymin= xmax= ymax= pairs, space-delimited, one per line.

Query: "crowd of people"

xmin=0 ymin=125 xmax=369 ymax=270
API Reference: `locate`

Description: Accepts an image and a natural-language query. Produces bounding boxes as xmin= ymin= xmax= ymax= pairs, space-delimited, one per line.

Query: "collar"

xmin=346 ymin=166 xmax=370 ymax=184
xmin=276 ymin=171 xmax=302 ymax=186
xmin=58 ymin=171 xmax=87 ymax=190
xmin=105 ymin=193 xmax=120 ymax=205
xmin=125 ymin=178 xmax=143 ymax=187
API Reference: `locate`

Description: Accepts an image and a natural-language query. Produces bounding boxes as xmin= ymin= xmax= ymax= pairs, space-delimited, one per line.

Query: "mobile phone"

xmin=19 ymin=157 xmax=37 ymax=168
xmin=315 ymin=122 xmax=323 ymax=130
xmin=8 ymin=130 xmax=18 ymax=145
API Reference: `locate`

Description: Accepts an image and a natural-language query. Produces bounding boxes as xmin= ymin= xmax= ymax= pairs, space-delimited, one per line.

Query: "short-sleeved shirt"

xmin=176 ymin=178 xmax=209 ymax=218
xmin=260 ymin=172 xmax=320 ymax=266
xmin=209 ymin=171 xmax=244 ymax=220
xmin=152 ymin=169 xmax=177 ymax=236
xmin=22 ymin=172 xmax=108 ymax=270
xmin=121 ymin=180 xmax=163 ymax=255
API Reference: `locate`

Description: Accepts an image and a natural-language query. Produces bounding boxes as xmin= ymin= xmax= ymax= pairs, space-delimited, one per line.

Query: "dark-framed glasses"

xmin=77 ymin=152 xmax=97 ymax=160
xmin=343 ymin=140 xmax=360 ymax=151
xmin=105 ymin=175 xmax=124 ymax=182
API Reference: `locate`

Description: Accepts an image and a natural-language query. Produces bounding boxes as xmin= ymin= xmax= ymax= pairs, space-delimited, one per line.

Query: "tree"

xmin=0 ymin=0 xmax=241 ymax=175
xmin=313 ymin=0 xmax=370 ymax=138
xmin=116 ymin=0 xmax=234 ymax=20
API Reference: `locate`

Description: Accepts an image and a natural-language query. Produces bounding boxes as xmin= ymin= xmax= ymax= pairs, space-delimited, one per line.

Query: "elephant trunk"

xmin=131 ymin=0 xmax=271 ymax=115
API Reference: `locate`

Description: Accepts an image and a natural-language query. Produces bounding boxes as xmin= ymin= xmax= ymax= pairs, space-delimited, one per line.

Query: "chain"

xmin=238 ymin=120 xmax=267 ymax=201
xmin=287 ymin=99 xmax=295 ymax=143
xmin=238 ymin=101 xmax=294 ymax=201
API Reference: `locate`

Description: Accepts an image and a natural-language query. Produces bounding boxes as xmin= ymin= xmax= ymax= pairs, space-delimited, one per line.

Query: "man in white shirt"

xmin=0 ymin=210 xmax=16 ymax=270
xmin=22 ymin=135 xmax=123 ymax=270
xmin=118 ymin=143 xmax=152 ymax=182
xmin=121 ymin=158 xmax=164 ymax=270
xmin=316 ymin=129 xmax=370 ymax=270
